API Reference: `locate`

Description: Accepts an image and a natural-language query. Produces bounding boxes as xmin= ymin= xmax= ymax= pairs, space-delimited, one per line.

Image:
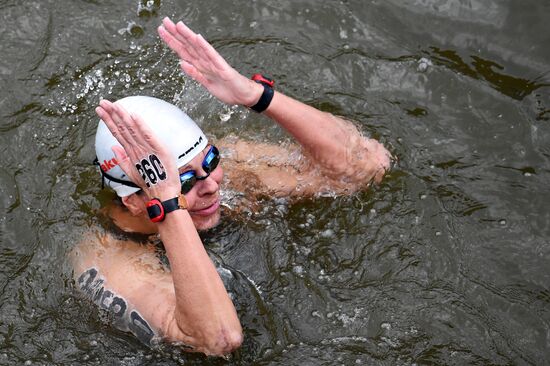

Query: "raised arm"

xmin=95 ymin=101 xmax=242 ymax=355
xmin=158 ymin=17 xmax=390 ymax=184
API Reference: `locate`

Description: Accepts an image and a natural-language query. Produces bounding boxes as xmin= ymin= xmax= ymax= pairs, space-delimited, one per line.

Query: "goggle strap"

xmin=93 ymin=157 xmax=140 ymax=189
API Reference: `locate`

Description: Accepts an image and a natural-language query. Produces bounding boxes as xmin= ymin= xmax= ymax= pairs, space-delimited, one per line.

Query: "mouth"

xmin=189 ymin=198 xmax=220 ymax=217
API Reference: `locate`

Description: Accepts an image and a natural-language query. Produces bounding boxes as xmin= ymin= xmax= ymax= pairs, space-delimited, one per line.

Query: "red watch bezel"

xmin=146 ymin=198 xmax=165 ymax=223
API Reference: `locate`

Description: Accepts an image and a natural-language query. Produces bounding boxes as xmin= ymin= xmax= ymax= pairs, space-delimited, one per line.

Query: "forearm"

xmin=262 ymin=91 xmax=356 ymax=171
xmin=252 ymin=88 xmax=391 ymax=183
xmin=157 ymin=209 xmax=241 ymax=353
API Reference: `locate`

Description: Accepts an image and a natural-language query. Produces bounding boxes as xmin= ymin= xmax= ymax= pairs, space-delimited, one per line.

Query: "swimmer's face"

xmin=177 ymin=145 xmax=224 ymax=231
xmin=124 ymin=145 xmax=223 ymax=231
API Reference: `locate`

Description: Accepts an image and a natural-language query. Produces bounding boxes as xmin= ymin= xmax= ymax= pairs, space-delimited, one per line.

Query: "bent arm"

xmin=262 ymin=91 xmax=390 ymax=182
xmin=95 ymin=101 xmax=241 ymax=355
xmin=158 ymin=17 xmax=390 ymax=185
xmin=157 ymin=209 xmax=242 ymax=354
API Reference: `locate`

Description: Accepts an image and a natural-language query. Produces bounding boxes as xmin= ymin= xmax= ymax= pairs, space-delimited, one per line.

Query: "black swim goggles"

xmin=94 ymin=145 xmax=220 ymax=195
xmin=179 ymin=145 xmax=220 ymax=194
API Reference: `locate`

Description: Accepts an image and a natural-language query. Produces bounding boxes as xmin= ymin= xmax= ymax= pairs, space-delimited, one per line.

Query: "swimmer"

xmin=71 ymin=17 xmax=391 ymax=356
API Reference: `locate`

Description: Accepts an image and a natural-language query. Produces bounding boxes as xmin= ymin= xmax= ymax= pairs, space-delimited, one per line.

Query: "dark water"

xmin=1 ymin=0 xmax=549 ymax=364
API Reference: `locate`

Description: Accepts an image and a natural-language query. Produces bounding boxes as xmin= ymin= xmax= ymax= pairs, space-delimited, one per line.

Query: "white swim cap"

xmin=94 ymin=96 xmax=208 ymax=197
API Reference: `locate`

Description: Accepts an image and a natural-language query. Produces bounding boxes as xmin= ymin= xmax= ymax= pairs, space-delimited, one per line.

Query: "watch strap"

xmin=161 ymin=197 xmax=180 ymax=215
xmin=250 ymin=74 xmax=275 ymax=113
xmin=146 ymin=195 xmax=187 ymax=222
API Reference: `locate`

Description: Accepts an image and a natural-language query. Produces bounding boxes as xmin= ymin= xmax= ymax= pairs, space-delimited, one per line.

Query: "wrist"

xmin=146 ymin=194 xmax=188 ymax=223
xmin=243 ymin=79 xmax=264 ymax=107
xmin=248 ymin=74 xmax=275 ymax=113
xmin=146 ymin=185 xmax=180 ymax=202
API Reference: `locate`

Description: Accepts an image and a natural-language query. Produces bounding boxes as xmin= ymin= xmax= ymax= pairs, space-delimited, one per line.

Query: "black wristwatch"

xmin=146 ymin=195 xmax=188 ymax=223
xmin=250 ymin=73 xmax=275 ymax=113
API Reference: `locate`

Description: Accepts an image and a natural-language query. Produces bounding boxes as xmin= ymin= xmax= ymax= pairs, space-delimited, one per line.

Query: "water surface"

xmin=0 ymin=0 xmax=549 ymax=364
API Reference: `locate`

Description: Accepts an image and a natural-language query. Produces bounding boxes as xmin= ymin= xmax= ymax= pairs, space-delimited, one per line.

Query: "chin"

xmin=190 ymin=209 xmax=221 ymax=231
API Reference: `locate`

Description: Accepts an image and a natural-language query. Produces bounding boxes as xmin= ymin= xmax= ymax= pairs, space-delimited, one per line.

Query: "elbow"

xmin=359 ymin=139 xmax=391 ymax=184
xmin=326 ymin=139 xmax=391 ymax=184
xmin=203 ymin=326 xmax=243 ymax=356
xmin=221 ymin=327 xmax=244 ymax=354
xmin=166 ymin=310 xmax=243 ymax=356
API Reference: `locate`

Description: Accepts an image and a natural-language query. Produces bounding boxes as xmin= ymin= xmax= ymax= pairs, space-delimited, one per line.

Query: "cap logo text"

xmin=100 ymin=158 xmax=118 ymax=172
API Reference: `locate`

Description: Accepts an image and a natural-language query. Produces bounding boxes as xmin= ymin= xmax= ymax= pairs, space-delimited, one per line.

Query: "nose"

xmin=195 ymin=168 xmax=220 ymax=197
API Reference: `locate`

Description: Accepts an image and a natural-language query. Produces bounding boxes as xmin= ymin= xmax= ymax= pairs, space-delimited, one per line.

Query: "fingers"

xmin=96 ymin=100 xmax=128 ymax=147
xmin=96 ymin=100 xmax=149 ymax=160
xmin=195 ymin=33 xmax=229 ymax=72
xmin=111 ymin=145 xmax=132 ymax=173
xmin=160 ymin=17 xmax=214 ymax=72
xmin=175 ymin=21 xmax=202 ymax=62
xmin=111 ymin=102 xmax=149 ymax=149
xmin=180 ymin=60 xmax=208 ymax=85
xmin=158 ymin=24 xmax=195 ymax=63
xmin=160 ymin=18 xmax=200 ymax=62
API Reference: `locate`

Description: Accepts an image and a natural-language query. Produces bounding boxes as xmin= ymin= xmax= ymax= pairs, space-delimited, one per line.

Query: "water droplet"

xmin=499 ymin=219 xmax=507 ymax=226
xmin=417 ymin=57 xmax=432 ymax=72
xmin=293 ymin=265 xmax=304 ymax=275
xmin=311 ymin=310 xmax=321 ymax=318
xmin=320 ymin=229 xmax=334 ymax=238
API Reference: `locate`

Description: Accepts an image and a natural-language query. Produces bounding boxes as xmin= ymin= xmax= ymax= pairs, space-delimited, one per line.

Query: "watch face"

xmin=146 ymin=199 xmax=165 ymax=222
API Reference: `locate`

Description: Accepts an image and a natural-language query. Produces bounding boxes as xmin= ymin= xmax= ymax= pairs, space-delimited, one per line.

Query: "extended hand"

xmin=95 ymin=100 xmax=181 ymax=200
xmin=158 ymin=17 xmax=263 ymax=107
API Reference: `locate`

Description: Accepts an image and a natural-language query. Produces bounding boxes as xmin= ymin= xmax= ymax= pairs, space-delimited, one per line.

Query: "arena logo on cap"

xmin=178 ymin=136 xmax=203 ymax=160
xmin=100 ymin=158 xmax=118 ymax=172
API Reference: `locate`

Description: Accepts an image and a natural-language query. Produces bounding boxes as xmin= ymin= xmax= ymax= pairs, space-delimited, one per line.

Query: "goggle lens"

xmin=179 ymin=146 xmax=220 ymax=194
xmin=203 ymin=146 xmax=220 ymax=173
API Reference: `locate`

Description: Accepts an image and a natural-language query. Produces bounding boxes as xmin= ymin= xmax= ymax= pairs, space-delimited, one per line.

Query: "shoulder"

xmin=70 ymin=231 xmax=179 ymax=347
xmin=76 ymin=266 xmax=160 ymax=346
